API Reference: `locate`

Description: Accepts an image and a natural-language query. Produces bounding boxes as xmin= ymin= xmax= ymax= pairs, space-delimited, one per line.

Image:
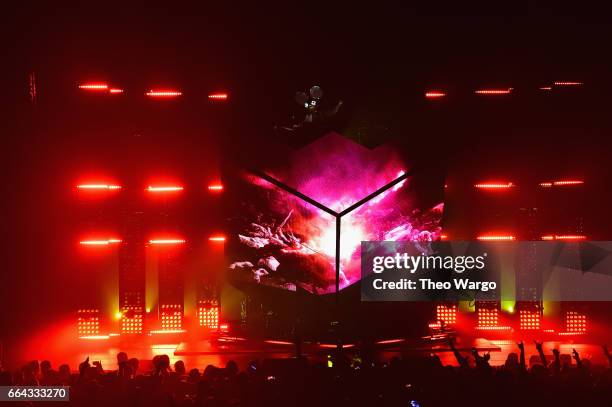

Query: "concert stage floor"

xmin=12 ymin=334 xmax=610 ymax=371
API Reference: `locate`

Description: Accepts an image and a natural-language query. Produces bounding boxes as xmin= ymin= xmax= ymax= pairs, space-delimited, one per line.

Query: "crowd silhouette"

xmin=1 ymin=340 xmax=612 ymax=406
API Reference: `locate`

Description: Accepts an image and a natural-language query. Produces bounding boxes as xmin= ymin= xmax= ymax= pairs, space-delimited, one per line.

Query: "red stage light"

xmin=209 ymin=235 xmax=226 ymax=242
xmin=539 ymin=180 xmax=584 ymax=187
xmin=539 ymin=86 xmax=552 ymax=91
xmin=477 ymin=235 xmax=515 ymax=241
xmin=474 ymin=182 xmax=514 ymax=189
xmin=120 ymin=306 xmax=143 ymax=334
xmin=519 ymin=310 xmax=541 ymax=331
xmin=319 ymin=343 xmax=355 ymax=349
xmin=146 ymin=185 xmax=184 ymax=192
xmin=208 ymin=93 xmax=228 ymax=100
xmin=554 ymin=81 xmax=583 ymax=86
xmin=197 ymin=306 xmax=219 ymax=329
xmin=109 ymin=88 xmax=124 ymax=94
xmin=541 ymin=235 xmax=586 ymax=241
xmin=565 ymin=311 xmax=587 ymax=333
xmin=474 ymin=326 xmax=512 ymax=331
xmin=149 ymin=239 xmax=186 ymax=245
xmin=265 ymin=340 xmax=293 ymax=346
xmin=146 ymin=89 xmax=182 ymax=97
xmin=77 ymin=184 xmax=122 ymax=190
xmin=79 ymin=335 xmax=110 ymax=340
xmin=440 ymin=234 xmax=448 ymax=240
xmin=149 ymin=329 xmax=186 ymax=334
xmin=80 ymin=239 xmax=122 ymax=245
xmin=436 ymin=304 xmax=457 ymax=324
xmin=161 ymin=304 xmax=183 ymax=331
xmin=207 ymin=184 xmax=224 ymax=192
xmin=425 ymin=91 xmax=446 ymax=98
xmin=553 ymin=180 xmax=584 ymax=186
xmin=477 ymin=308 xmax=499 ymax=327
xmin=556 ymin=235 xmax=586 ymax=240
xmin=77 ymin=309 xmax=100 ymax=336
xmin=376 ymin=338 xmax=405 ymax=345
xmin=78 ymin=83 xmax=108 ymax=90
xmin=474 ymin=88 xmax=513 ymax=95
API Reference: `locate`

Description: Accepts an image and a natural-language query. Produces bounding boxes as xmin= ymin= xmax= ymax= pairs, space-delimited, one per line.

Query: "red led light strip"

xmin=146 ymin=186 xmax=184 ymax=192
xmin=541 ymin=235 xmax=586 ymax=241
xmin=477 ymin=235 xmax=515 ymax=241
xmin=554 ymin=81 xmax=583 ymax=86
xmin=474 ymin=182 xmax=514 ymax=189
xmin=146 ymin=90 xmax=182 ymax=97
xmin=149 ymin=239 xmax=186 ymax=245
xmin=80 ymin=239 xmax=122 ymax=245
xmin=77 ymin=184 xmax=122 ymax=190
xmin=207 ymin=184 xmax=224 ymax=191
xmin=425 ymin=91 xmax=446 ymax=98
xmin=208 ymin=93 xmax=228 ymax=100
xmin=539 ymin=180 xmax=584 ymax=187
xmin=475 ymin=88 xmax=513 ymax=95
xmin=78 ymin=83 xmax=108 ymax=90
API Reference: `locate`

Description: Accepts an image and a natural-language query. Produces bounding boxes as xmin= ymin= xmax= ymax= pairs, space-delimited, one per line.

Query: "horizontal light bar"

xmin=149 ymin=329 xmax=186 ymax=335
xmin=78 ymin=83 xmax=108 ymax=90
xmin=264 ymin=340 xmax=293 ymax=346
xmin=425 ymin=91 xmax=446 ymax=98
xmin=79 ymin=335 xmax=110 ymax=340
xmin=477 ymin=235 xmax=515 ymax=241
xmin=319 ymin=343 xmax=355 ymax=349
xmin=539 ymin=180 xmax=584 ymax=187
xmin=146 ymin=90 xmax=182 ymax=97
xmin=539 ymin=86 xmax=552 ymax=91
xmin=77 ymin=184 xmax=122 ymax=190
xmin=208 ymin=93 xmax=228 ymax=100
xmin=207 ymin=184 xmax=224 ymax=191
xmin=109 ymin=88 xmax=124 ymax=94
xmin=80 ymin=239 xmax=122 ymax=245
xmin=149 ymin=239 xmax=186 ymax=245
xmin=474 ymin=182 xmax=514 ymax=189
xmin=376 ymin=338 xmax=405 ymax=345
xmin=146 ymin=186 xmax=184 ymax=192
xmin=474 ymin=326 xmax=512 ymax=331
xmin=209 ymin=235 xmax=226 ymax=242
xmin=541 ymin=235 xmax=586 ymax=241
xmin=554 ymin=81 xmax=583 ymax=86
xmin=475 ymin=88 xmax=513 ymax=95
xmin=553 ymin=180 xmax=584 ymax=186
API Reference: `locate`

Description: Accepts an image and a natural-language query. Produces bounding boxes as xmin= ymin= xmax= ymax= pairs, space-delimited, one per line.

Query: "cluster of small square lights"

xmin=477 ymin=308 xmax=499 ymax=327
xmin=121 ymin=306 xmax=143 ymax=334
xmin=519 ymin=310 xmax=541 ymax=330
xmin=77 ymin=309 xmax=100 ymax=336
xmin=566 ymin=311 xmax=587 ymax=333
xmin=161 ymin=304 xmax=183 ymax=330
xmin=436 ymin=304 xmax=457 ymax=324
xmin=198 ymin=306 xmax=219 ymax=329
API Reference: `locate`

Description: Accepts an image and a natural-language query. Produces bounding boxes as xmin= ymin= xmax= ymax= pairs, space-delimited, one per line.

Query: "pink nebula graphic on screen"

xmin=230 ymin=133 xmax=443 ymax=294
